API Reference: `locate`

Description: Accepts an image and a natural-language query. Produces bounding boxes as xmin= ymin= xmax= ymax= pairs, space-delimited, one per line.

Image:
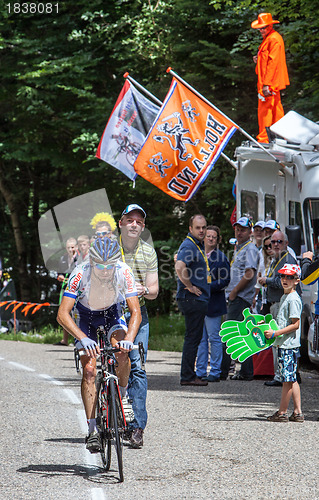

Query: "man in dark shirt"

xmin=175 ymin=214 xmax=210 ymax=386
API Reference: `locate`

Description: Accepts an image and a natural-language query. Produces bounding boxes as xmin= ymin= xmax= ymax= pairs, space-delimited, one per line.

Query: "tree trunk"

xmin=0 ymin=165 xmax=31 ymax=301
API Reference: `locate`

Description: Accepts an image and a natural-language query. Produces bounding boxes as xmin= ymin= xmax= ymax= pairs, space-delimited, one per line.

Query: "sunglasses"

xmin=96 ymin=231 xmax=110 ymax=237
xmin=94 ymin=263 xmax=114 ymax=270
xmin=264 ymin=244 xmax=272 ymax=250
xmin=280 ymin=275 xmax=296 ymax=280
xmin=271 ymin=239 xmax=284 ymax=245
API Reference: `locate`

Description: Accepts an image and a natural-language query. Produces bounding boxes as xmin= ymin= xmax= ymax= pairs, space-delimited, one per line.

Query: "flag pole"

xmin=166 ymin=67 xmax=287 ymax=168
xmin=123 ymin=72 xmax=162 ymax=107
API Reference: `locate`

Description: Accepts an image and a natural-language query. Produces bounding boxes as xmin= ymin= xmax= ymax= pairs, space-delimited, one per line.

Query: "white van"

xmin=233 ymin=111 xmax=319 ymax=364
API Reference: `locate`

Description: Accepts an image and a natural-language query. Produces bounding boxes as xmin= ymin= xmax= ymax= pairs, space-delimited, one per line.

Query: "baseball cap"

xmin=278 ymin=263 xmax=301 ymax=278
xmin=233 ymin=217 xmax=253 ymax=228
xmin=264 ymin=219 xmax=280 ymax=230
xmin=254 ymin=220 xmax=265 ymax=229
xmin=121 ymin=204 xmax=146 ymax=218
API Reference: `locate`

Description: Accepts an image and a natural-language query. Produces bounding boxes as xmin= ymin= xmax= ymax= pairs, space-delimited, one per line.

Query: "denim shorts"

xmin=277 ymin=348 xmax=299 ymax=382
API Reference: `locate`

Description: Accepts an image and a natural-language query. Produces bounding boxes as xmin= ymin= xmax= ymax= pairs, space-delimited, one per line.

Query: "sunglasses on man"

xmin=95 ymin=230 xmax=110 ymax=237
xmin=271 ymin=239 xmax=284 ymax=245
xmin=94 ymin=263 xmax=114 ymax=270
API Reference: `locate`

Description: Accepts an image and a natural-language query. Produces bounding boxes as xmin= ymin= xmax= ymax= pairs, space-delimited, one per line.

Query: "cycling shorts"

xmin=73 ymin=301 xmax=127 ymax=349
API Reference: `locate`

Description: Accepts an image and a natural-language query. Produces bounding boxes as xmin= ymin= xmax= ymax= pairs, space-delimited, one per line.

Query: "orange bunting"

xmin=5 ymin=300 xmax=17 ymax=310
xmin=31 ymin=302 xmax=50 ymax=314
xmin=11 ymin=302 xmax=25 ymax=313
xmin=21 ymin=303 xmax=36 ymax=316
xmin=0 ymin=300 xmax=52 ymax=316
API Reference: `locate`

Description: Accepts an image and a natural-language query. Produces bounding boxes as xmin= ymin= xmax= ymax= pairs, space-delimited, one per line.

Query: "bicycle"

xmin=95 ymin=326 xmax=144 ymax=482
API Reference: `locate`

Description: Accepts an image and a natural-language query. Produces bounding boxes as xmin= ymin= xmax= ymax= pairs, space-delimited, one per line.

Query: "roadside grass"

xmin=0 ymin=314 xmax=185 ymax=352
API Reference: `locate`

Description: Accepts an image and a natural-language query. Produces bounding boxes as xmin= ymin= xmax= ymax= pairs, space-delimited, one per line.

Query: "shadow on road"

xmin=17 ymin=463 xmax=122 ymax=484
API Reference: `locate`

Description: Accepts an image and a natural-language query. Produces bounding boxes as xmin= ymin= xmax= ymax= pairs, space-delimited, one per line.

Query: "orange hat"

xmin=251 ymin=13 xmax=279 ymax=29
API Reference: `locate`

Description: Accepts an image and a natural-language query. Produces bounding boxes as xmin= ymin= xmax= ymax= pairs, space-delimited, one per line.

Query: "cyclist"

xmin=57 ymin=237 xmax=141 ymax=453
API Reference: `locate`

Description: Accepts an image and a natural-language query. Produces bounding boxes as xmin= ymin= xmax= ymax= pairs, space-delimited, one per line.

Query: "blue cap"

xmin=121 ymin=204 xmax=146 ymax=218
xmin=264 ymin=219 xmax=280 ymax=230
xmin=254 ymin=220 xmax=265 ymax=229
xmin=233 ymin=216 xmax=253 ymax=228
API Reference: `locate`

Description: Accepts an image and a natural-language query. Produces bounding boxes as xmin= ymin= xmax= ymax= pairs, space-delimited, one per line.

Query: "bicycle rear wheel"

xmin=96 ymin=373 xmax=111 ymax=470
xmin=109 ymin=379 xmax=125 ymax=482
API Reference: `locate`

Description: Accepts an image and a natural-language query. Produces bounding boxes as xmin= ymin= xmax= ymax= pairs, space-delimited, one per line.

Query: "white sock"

xmin=119 ymin=385 xmax=127 ymax=399
xmin=87 ymin=418 xmax=97 ymax=433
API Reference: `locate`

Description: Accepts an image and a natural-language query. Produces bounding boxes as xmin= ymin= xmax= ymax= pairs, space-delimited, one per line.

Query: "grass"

xmin=0 ymin=314 xmax=185 ymax=352
xmin=148 ymin=313 xmax=184 ymax=352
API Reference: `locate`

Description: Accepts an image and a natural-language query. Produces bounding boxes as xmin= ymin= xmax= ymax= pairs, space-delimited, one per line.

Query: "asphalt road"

xmin=1 ymin=339 xmax=319 ymax=500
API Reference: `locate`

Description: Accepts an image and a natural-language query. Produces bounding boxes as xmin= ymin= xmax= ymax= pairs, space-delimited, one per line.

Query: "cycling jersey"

xmin=63 ymin=261 xmax=137 ymax=343
xmin=64 ymin=261 xmax=137 ymax=307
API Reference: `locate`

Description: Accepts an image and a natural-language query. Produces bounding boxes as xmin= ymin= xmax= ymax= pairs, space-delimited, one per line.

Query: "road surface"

xmin=1 ymin=339 xmax=319 ymax=499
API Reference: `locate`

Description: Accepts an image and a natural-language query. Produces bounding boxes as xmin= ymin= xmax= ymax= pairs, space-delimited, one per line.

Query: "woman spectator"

xmin=252 ymin=235 xmax=274 ymax=313
xmin=196 ymin=225 xmax=230 ymax=382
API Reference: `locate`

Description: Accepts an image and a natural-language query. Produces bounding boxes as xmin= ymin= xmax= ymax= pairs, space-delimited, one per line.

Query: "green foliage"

xmin=0 ymin=0 xmax=318 ymax=310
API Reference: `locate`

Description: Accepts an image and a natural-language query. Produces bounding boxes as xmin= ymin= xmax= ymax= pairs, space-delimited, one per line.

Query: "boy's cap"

xmin=121 ymin=204 xmax=146 ymax=218
xmin=254 ymin=220 xmax=265 ymax=229
xmin=264 ymin=219 xmax=280 ymax=230
xmin=278 ymin=263 xmax=301 ymax=278
xmin=233 ymin=216 xmax=252 ymax=228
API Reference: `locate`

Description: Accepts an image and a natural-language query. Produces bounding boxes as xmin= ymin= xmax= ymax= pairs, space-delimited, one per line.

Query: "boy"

xmin=264 ymin=263 xmax=304 ymax=422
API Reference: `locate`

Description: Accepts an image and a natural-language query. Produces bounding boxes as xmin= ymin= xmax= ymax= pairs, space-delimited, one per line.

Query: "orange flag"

xmin=134 ymin=78 xmax=237 ymax=201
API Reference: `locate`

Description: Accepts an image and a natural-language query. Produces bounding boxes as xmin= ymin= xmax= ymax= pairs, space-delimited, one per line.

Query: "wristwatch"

xmin=144 ymin=286 xmax=150 ymax=295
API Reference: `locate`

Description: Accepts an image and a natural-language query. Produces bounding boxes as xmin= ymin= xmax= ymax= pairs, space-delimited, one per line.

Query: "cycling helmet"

xmin=89 ymin=237 xmax=121 ymax=265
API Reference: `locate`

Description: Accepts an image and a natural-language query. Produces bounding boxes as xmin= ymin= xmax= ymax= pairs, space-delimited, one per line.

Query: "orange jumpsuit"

xmin=255 ymin=29 xmax=289 ymax=143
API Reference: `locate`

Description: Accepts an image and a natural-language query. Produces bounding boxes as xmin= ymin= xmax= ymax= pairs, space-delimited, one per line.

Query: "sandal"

xmin=267 ymin=410 xmax=288 ymax=422
xmin=289 ymin=412 xmax=304 ymax=422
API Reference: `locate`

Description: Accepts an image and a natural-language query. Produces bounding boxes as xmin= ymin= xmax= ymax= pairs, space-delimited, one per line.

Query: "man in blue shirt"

xmin=175 ymin=214 xmax=210 ymax=386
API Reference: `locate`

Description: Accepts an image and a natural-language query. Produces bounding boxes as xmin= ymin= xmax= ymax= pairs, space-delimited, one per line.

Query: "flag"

xmin=134 ymin=78 xmax=238 ymax=201
xmin=96 ymin=80 xmax=160 ymax=180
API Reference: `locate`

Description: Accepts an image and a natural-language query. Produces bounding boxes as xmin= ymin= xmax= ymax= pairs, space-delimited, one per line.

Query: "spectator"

xmin=301 ymin=251 xmax=319 ymax=351
xmin=264 ymin=220 xmax=296 ymax=258
xmin=77 ymin=235 xmax=90 ymax=265
xmin=221 ymin=217 xmax=259 ymax=381
xmin=118 ymin=204 xmax=158 ymax=448
xmin=258 ymin=230 xmax=301 ymax=386
xmin=54 ymin=237 xmax=78 ymax=346
xmin=252 ymin=235 xmax=274 ymax=313
xmin=90 ymin=212 xmax=117 ymax=239
xmin=251 ymin=13 xmax=289 ymax=143
xmin=196 ymin=225 xmax=230 ymax=382
xmin=175 ymin=214 xmax=210 ymax=387
xmin=265 ymin=264 xmax=303 ymax=422
xmin=253 ymin=220 xmax=265 ymax=250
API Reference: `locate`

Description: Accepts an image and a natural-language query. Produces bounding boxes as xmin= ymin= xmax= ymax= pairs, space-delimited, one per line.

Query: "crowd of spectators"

xmin=175 ymin=214 xmax=309 ymax=422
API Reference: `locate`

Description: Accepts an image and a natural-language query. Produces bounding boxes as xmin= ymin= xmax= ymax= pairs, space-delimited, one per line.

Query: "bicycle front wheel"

xmin=109 ymin=379 xmax=124 ymax=482
xmin=96 ymin=373 xmax=111 ymax=470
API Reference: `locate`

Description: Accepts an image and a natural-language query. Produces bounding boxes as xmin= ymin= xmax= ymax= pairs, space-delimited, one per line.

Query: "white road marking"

xmin=8 ymin=361 xmax=35 ymax=372
xmin=63 ymin=388 xmax=81 ymax=404
xmin=91 ymin=488 xmax=107 ymax=500
xmin=77 ymin=409 xmax=98 ymax=467
xmin=38 ymin=373 xmax=64 ymax=385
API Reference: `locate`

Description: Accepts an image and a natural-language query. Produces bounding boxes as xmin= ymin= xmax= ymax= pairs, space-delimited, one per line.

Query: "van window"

xmin=304 ymin=199 xmax=319 ymax=254
xmin=241 ymin=190 xmax=257 ymax=221
xmin=289 ymin=201 xmax=302 ymax=226
xmin=265 ymin=195 xmax=276 ymax=221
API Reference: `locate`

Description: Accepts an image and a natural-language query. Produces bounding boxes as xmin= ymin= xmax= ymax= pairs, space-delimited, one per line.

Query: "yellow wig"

xmin=90 ymin=212 xmax=117 ymax=231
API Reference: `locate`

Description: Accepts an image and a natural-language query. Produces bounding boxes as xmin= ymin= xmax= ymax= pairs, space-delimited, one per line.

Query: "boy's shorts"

xmin=277 ymin=347 xmax=299 ymax=382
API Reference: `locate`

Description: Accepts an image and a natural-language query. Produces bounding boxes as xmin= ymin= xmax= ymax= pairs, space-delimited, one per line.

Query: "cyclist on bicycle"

xmin=57 ymin=237 xmax=141 ymax=453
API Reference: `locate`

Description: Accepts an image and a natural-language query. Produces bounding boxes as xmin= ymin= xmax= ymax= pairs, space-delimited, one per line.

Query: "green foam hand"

xmin=219 ymin=309 xmax=279 ymax=361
